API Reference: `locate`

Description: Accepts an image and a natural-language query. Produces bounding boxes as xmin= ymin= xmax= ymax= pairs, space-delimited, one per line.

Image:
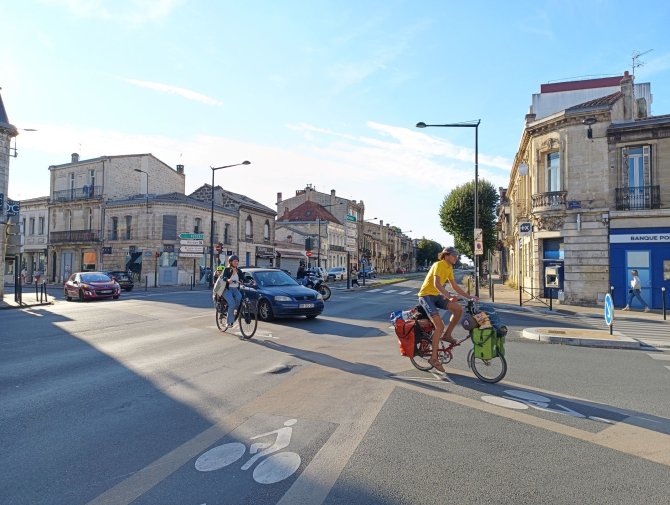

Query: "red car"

xmin=64 ymin=272 xmax=121 ymax=301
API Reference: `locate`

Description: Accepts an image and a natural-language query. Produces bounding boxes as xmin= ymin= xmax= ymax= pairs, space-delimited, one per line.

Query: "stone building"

xmin=499 ymin=72 xmax=670 ymax=308
xmin=0 ymin=90 xmax=19 ymax=297
xmin=18 ymin=196 xmax=49 ymax=283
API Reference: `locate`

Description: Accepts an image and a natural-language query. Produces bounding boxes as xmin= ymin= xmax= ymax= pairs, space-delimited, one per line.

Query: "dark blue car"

xmin=241 ymin=267 xmax=324 ymax=321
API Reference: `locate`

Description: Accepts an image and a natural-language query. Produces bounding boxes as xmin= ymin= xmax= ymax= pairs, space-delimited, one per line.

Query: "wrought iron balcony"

xmin=531 ymin=191 xmax=567 ymax=212
xmin=51 ymin=186 xmax=103 ymax=203
xmin=615 ymin=185 xmax=660 ymax=210
xmin=50 ymin=230 xmax=101 ymax=243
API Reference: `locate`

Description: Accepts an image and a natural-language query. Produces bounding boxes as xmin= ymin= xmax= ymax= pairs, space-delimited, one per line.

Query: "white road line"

xmin=381 ymin=290 xmax=397 ymax=294
xmin=665 ymin=366 xmax=670 ymax=371
xmin=397 ymin=290 xmax=413 ymax=295
xmin=368 ymin=289 xmax=383 ymax=292
xmin=646 ymin=353 xmax=670 ymax=361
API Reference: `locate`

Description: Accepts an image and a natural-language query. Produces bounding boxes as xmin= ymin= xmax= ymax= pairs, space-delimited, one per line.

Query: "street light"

xmin=9 ymin=128 xmax=38 ymax=158
xmin=209 ymin=161 xmax=251 ymax=288
xmin=133 ymin=169 xmax=149 ymax=213
xmin=416 ymin=119 xmax=481 ymax=297
xmin=316 ymin=202 xmax=344 ymax=268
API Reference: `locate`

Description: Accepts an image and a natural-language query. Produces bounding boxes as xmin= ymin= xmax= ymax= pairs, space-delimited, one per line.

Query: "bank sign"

xmin=610 ymin=233 xmax=670 ymax=243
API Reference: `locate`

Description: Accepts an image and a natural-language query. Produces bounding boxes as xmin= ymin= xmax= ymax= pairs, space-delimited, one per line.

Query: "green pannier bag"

xmin=496 ymin=332 xmax=506 ymax=357
xmin=472 ymin=327 xmax=498 ymax=360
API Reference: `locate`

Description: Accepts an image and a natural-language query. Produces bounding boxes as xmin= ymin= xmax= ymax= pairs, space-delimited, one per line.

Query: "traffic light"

xmin=305 ymin=237 xmax=312 ymax=251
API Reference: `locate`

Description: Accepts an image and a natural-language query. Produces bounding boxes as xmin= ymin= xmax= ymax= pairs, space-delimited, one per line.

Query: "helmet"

xmin=228 ymin=254 xmax=239 ymax=263
xmin=216 ymin=265 xmax=225 ymax=272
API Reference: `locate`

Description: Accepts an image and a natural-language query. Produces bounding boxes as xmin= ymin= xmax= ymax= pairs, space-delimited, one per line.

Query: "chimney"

xmin=277 ymin=192 xmax=282 ymax=204
xmin=621 ymin=70 xmax=634 ymax=121
xmin=71 ymin=153 xmax=79 ymax=163
xmin=176 ymin=164 xmax=184 ymax=174
xmin=525 ymin=113 xmax=536 ymax=125
xmin=330 ymin=189 xmax=336 ymax=196
xmin=284 ymin=206 xmax=290 ymax=218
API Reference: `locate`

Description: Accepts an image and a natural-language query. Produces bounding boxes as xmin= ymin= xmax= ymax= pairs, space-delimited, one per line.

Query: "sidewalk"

xmin=476 ymin=276 xmax=668 ymax=350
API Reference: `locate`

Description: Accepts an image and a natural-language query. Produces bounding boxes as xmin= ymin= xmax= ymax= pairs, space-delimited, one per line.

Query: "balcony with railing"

xmin=615 ymin=185 xmax=660 ymax=210
xmin=50 ymin=230 xmax=101 ymax=243
xmin=531 ymin=191 xmax=567 ymax=212
xmin=51 ymin=186 xmax=103 ymax=203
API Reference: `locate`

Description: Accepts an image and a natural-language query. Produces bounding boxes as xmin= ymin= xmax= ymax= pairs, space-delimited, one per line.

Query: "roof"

xmin=541 ymin=76 xmax=623 ymax=93
xmin=220 ymin=188 xmax=276 ymax=215
xmin=566 ymin=91 xmax=622 ymax=112
xmin=105 ymin=192 xmax=236 ymax=216
xmin=277 ymin=200 xmax=342 ymax=224
xmin=0 ymin=90 xmax=18 ymax=135
xmin=608 ymin=113 xmax=670 ymax=131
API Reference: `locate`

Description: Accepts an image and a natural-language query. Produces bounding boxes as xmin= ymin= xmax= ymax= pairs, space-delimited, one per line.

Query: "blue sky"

xmin=4 ymin=0 xmax=670 ymax=247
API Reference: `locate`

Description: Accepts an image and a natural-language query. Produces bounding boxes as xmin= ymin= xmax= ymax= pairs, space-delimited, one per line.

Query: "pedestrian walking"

xmin=623 ymin=269 xmax=650 ymax=312
xmin=20 ymin=267 xmax=27 ymax=285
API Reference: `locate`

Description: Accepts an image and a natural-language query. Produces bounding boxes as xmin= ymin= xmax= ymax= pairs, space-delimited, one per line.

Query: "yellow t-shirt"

xmin=418 ymin=260 xmax=454 ymax=297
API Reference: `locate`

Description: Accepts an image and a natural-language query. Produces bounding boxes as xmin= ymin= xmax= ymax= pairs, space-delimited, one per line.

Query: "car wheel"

xmin=78 ymin=290 xmax=85 ymax=302
xmin=113 ymin=295 xmax=120 ymax=300
xmin=258 ymin=299 xmax=274 ymax=322
xmin=64 ymin=289 xmax=71 ymax=302
xmin=306 ymin=314 xmax=318 ymax=319
xmin=125 ymin=287 xmax=133 ymax=292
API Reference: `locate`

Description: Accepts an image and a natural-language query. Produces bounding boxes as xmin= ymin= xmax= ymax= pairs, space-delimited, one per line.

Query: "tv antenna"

xmin=632 ymin=49 xmax=653 ymax=77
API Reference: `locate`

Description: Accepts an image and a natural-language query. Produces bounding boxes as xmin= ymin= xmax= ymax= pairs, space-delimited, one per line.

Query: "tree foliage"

xmin=416 ymin=238 xmax=443 ymax=267
xmin=439 ymin=179 xmax=499 ymax=262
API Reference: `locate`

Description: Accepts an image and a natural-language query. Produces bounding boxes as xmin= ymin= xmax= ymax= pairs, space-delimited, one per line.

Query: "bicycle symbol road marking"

xmin=481 ymin=389 xmax=615 ymax=424
xmin=195 ymin=419 xmax=301 ymax=485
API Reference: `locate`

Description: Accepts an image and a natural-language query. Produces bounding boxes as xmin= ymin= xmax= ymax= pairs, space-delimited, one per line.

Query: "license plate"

xmin=299 ymin=303 xmax=314 ymax=309
xmin=98 ymin=290 xmax=112 ymax=294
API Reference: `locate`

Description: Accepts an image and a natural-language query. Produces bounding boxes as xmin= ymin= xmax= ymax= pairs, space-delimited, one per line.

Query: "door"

xmin=627 ymin=147 xmax=647 ymax=209
xmin=625 ymin=250 xmax=651 ymax=308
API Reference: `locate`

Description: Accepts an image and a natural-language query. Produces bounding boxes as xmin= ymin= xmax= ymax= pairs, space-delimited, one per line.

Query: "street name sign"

xmin=180 ymin=239 xmax=204 ymax=246
xmin=179 ymin=233 xmax=204 ymax=240
xmin=180 ymin=246 xmax=204 ymax=253
xmin=179 ymin=252 xmax=203 ymax=258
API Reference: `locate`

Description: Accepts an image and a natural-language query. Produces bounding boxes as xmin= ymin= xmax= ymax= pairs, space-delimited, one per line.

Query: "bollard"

xmin=549 ymin=288 xmax=553 ymax=311
xmin=610 ymin=285 xmax=615 ymax=335
xmin=663 ymin=286 xmax=666 ymax=321
xmin=145 ymin=275 xmax=148 ymax=291
xmin=491 ymin=280 xmax=495 ymax=303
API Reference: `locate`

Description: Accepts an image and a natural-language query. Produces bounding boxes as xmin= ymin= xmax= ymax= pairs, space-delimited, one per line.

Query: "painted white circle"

xmin=195 ymin=442 xmax=246 ymax=472
xmin=504 ymin=390 xmax=551 ymax=403
xmin=481 ymin=395 xmax=528 ymax=410
xmin=253 ymin=452 xmax=301 ymax=484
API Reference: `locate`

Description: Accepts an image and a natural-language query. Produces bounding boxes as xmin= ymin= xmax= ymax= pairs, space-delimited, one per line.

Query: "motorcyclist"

xmin=296 ymin=260 xmax=307 ymax=281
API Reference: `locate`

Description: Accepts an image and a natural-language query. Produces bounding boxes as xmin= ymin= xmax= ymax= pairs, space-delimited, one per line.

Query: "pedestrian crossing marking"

xmin=398 ymin=290 xmax=413 ymax=295
xmin=368 ymin=289 xmax=383 ymax=292
xmin=647 ymin=354 xmax=670 ymax=361
xmin=382 ymin=290 xmax=397 ymax=294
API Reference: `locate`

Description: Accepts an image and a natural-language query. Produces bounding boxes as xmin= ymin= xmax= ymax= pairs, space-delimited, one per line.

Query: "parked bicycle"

xmin=408 ymin=298 xmax=508 ymax=383
xmin=215 ymin=289 xmax=258 ymax=339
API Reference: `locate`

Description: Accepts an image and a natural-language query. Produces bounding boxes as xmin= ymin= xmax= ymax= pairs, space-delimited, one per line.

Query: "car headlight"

xmin=316 ymin=293 xmax=323 ymax=300
xmin=274 ymin=295 xmax=292 ymax=302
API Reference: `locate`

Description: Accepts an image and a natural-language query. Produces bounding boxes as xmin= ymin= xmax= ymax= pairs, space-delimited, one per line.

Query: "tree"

xmin=416 ymin=238 xmax=443 ymax=267
xmin=438 ymin=179 xmax=499 ymax=262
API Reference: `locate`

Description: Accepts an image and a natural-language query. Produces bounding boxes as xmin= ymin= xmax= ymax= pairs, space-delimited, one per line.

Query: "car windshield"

xmin=81 ymin=273 xmax=112 ymax=283
xmin=254 ymin=270 xmax=299 ymax=287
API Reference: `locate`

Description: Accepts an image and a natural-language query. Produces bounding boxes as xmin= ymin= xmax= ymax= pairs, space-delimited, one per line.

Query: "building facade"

xmin=499 ymin=72 xmax=670 ymax=308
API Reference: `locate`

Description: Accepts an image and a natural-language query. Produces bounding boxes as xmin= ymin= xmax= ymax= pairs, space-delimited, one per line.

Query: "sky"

xmin=3 ymin=0 xmax=670 ymax=248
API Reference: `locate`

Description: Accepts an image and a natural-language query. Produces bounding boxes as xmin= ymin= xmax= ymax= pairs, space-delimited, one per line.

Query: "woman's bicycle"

xmin=215 ymin=289 xmax=258 ymax=339
xmin=409 ymin=299 xmax=507 ymax=383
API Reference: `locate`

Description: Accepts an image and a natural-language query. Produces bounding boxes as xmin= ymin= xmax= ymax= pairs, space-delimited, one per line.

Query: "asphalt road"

xmin=1 ymin=279 xmax=669 ymax=504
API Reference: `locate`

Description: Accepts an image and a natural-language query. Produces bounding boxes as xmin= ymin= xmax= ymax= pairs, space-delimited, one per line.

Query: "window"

xmin=264 ymin=220 xmax=270 ymax=241
xmin=111 ymin=217 xmax=118 ymax=240
xmin=29 ymin=217 xmax=35 ymax=235
xmin=38 ymin=217 xmax=45 ymax=235
xmin=87 ymin=208 xmax=93 ymax=230
xmin=125 ymin=216 xmax=132 ymax=240
xmin=89 ymin=169 xmax=95 ymax=188
xmin=66 ymin=210 xmax=72 ymax=231
xmin=194 ymin=217 xmax=201 ymax=234
xmin=624 ymin=146 xmax=650 ymax=209
xmin=245 ymin=216 xmax=253 ymax=240
xmin=162 ymin=215 xmax=177 ymax=240
xmin=224 ymin=224 xmax=230 ymax=244
xmin=546 ymin=152 xmax=560 ymax=192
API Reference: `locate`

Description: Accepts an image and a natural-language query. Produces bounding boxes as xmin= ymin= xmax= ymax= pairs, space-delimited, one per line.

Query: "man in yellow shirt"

xmin=418 ymin=246 xmax=474 ymax=372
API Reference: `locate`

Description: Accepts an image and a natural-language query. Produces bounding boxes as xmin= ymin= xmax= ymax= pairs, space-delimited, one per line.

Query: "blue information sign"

xmin=604 ymin=293 xmax=613 ymax=326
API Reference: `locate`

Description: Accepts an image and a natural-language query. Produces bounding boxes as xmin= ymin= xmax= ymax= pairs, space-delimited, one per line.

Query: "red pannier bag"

xmin=395 ymin=318 xmax=417 ymax=357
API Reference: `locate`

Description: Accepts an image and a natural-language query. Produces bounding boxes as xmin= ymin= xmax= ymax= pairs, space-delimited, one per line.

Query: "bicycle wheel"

xmin=216 ymin=300 xmax=229 ymax=332
xmin=410 ymin=336 xmax=433 ymax=371
xmin=469 ymin=351 xmax=507 ymax=383
xmin=239 ymin=298 xmax=258 ymax=339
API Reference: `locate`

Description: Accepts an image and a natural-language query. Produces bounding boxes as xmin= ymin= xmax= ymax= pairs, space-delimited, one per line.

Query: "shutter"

xmin=162 ymin=215 xmax=177 ymax=240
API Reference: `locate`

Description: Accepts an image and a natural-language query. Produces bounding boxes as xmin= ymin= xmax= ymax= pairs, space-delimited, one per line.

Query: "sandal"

xmin=429 ymin=358 xmax=446 ymax=373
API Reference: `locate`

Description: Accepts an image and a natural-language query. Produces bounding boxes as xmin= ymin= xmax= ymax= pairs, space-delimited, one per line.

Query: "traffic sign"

xmin=474 ymin=228 xmax=483 ymax=256
xmin=604 ymin=293 xmax=613 ymax=326
xmin=215 ymin=244 xmax=223 ymax=253
xmin=180 ymin=239 xmax=204 ymax=246
xmin=519 ymin=222 xmax=532 ymax=236
xmin=305 ymin=251 xmax=312 ymax=257
xmin=179 ymin=252 xmax=203 ymax=258
xmin=179 ymin=233 xmax=205 ymax=240
xmin=180 ymin=246 xmax=204 ymax=253
xmin=346 ymin=215 xmax=356 ymax=222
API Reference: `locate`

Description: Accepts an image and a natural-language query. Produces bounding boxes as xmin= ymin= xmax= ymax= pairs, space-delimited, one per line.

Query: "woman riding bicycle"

xmin=418 ymin=246 xmax=475 ymax=372
xmin=213 ymin=255 xmax=245 ymax=330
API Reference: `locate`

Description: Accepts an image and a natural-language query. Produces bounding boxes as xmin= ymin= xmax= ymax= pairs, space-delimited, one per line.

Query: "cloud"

xmin=38 ymin=0 xmax=183 ymax=24
xmin=121 ymin=78 xmax=224 ymax=106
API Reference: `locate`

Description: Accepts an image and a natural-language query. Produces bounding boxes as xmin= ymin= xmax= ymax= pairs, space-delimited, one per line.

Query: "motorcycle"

xmin=300 ymin=274 xmax=332 ymax=301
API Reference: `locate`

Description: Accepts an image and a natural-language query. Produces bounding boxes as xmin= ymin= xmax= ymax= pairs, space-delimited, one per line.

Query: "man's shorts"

xmin=418 ymin=295 xmax=449 ymax=317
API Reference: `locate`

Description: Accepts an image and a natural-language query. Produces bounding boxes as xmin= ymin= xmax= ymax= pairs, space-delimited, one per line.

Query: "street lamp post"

xmin=416 ymin=120 xmax=481 ymax=297
xmin=209 ymin=161 xmax=251 ymax=288
xmin=133 ymin=169 xmax=149 ymax=213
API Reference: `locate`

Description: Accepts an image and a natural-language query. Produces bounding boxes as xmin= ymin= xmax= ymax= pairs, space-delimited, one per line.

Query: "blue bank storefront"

xmin=609 ymin=227 xmax=670 ymax=309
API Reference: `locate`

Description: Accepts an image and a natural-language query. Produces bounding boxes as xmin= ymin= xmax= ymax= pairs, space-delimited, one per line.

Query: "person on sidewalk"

xmin=418 ymin=246 xmax=475 ymax=372
xmin=623 ymin=269 xmax=650 ymax=312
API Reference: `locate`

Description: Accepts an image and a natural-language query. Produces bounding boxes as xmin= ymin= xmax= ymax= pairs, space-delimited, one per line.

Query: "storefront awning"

xmin=275 ymin=248 xmax=307 ymax=260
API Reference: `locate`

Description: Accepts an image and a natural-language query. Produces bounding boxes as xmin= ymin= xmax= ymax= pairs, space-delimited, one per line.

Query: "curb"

xmin=522 ymin=327 xmax=641 ymax=349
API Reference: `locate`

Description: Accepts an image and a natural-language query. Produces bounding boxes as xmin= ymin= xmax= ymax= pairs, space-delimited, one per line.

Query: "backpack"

xmin=394 ymin=318 xmax=418 ymax=357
